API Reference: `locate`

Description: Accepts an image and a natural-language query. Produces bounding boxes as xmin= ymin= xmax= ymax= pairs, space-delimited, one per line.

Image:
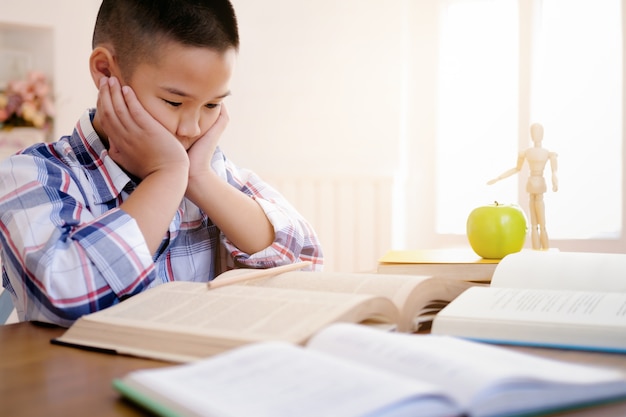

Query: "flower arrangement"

xmin=0 ymin=71 xmax=54 ymax=132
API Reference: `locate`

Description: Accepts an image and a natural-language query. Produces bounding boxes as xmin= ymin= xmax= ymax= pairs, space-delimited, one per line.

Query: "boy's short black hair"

xmin=93 ymin=0 xmax=239 ymax=76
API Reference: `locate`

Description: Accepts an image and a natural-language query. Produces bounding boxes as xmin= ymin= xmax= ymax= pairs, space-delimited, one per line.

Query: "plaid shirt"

xmin=0 ymin=110 xmax=323 ymax=326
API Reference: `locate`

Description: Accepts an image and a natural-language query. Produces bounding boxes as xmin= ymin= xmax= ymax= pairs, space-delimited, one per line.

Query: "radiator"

xmin=262 ymin=175 xmax=394 ymax=273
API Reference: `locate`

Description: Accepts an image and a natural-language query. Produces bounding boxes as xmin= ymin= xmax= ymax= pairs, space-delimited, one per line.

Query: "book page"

xmin=74 ymin=282 xmax=400 ymax=344
xmin=439 ymin=287 xmax=626 ymax=326
xmin=491 ymin=251 xmax=626 ymax=292
xmin=118 ymin=341 xmax=460 ymax=417
xmin=432 ymin=286 xmax=626 ymax=352
xmin=239 ymin=271 xmax=473 ymax=332
xmin=54 ymin=281 xmax=402 ymax=362
xmin=307 ymin=323 xmax=626 ymax=417
xmin=244 ymin=271 xmax=422 ymax=305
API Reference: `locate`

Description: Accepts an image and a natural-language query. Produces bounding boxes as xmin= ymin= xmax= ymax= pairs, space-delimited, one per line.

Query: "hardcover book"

xmin=377 ymin=248 xmax=499 ymax=283
xmin=52 ymin=267 xmax=476 ymax=361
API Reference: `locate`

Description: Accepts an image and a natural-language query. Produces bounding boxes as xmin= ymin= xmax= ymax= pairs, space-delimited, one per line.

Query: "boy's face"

xmin=125 ymin=42 xmax=236 ymax=150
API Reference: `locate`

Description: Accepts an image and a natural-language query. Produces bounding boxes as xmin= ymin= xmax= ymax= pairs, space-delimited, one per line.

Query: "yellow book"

xmin=378 ymin=248 xmax=499 ymax=283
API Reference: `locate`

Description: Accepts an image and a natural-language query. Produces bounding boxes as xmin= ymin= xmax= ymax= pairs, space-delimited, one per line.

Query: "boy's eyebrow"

xmin=216 ymin=91 xmax=232 ymax=99
xmin=161 ymin=86 xmax=231 ymax=100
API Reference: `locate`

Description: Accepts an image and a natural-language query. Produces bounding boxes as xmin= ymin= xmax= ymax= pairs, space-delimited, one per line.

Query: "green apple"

xmin=466 ymin=202 xmax=528 ymax=259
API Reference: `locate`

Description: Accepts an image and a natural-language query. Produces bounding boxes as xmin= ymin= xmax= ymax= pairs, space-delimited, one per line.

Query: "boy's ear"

xmin=89 ymin=46 xmax=121 ymax=87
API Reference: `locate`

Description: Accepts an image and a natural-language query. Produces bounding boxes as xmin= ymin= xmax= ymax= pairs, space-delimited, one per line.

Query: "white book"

xmin=432 ymin=250 xmax=626 ymax=352
xmin=113 ymin=322 xmax=626 ymax=417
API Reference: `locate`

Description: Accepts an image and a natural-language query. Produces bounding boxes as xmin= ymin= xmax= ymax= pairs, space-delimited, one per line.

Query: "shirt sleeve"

xmin=0 ymin=154 xmax=155 ymax=326
xmin=212 ymin=149 xmax=324 ymax=271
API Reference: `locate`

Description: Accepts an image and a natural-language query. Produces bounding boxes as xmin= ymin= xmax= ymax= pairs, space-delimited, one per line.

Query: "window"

xmin=400 ymin=0 xmax=624 ymax=252
xmin=531 ymin=0 xmax=622 ymax=241
xmin=436 ymin=0 xmax=519 ymax=234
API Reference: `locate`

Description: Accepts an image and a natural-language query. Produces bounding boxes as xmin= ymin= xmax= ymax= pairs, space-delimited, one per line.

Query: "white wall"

xmin=4 ymin=1 xmax=618 ymax=258
xmin=224 ymin=0 xmax=407 ymax=179
xmin=0 ymin=0 xmax=101 ymax=140
xmin=226 ymin=1 xmax=417 ymax=269
xmin=1 ymin=0 xmax=438 ymax=266
xmin=1 ymin=0 xmax=412 ymax=173
xmin=396 ymin=0 xmax=440 ymax=250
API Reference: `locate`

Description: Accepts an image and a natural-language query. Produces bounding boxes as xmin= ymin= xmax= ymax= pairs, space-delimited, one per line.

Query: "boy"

xmin=0 ymin=0 xmax=323 ymax=327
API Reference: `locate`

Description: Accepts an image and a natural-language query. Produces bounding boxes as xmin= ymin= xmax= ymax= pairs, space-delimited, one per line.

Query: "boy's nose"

xmin=177 ymin=114 xmax=201 ymax=138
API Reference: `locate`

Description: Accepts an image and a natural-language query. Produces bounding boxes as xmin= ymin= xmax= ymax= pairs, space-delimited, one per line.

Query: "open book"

xmin=113 ymin=322 xmax=626 ymax=417
xmin=52 ymin=266 xmax=474 ymax=362
xmin=432 ymin=250 xmax=626 ymax=352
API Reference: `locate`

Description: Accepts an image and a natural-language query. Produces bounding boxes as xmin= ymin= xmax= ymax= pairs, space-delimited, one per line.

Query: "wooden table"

xmin=2 ymin=321 xmax=626 ymax=416
xmin=0 ymin=322 xmax=169 ymax=417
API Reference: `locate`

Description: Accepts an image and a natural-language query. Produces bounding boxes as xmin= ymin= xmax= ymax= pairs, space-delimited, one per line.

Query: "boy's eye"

xmin=163 ymin=99 xmax=182 ymax=107
xmin=206 ymin=103 xmax=220 ymax=109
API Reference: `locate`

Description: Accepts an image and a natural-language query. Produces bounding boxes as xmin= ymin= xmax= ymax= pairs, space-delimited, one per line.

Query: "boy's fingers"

xmin=207 ymin=104 xmax=230 ymax=138
xmin=188 ymin=104 xmax=230 ymax=168
xmin=98 ymin=77 xmax=127 ymax=138
xmin=97 ymin=77 xmax=115 ymax=124
xmin=121 ymin=82 xmax=166 ymax=134
xmin=107 ymin=77 xmax=134 ymax=132
xmin=121 ymin=84 xmax=144 ymax=121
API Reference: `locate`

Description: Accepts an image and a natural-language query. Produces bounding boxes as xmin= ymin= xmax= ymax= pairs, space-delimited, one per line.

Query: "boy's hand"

xmin=186 ymin=104 xmax=229 ymax=186
xmin=184 ymin=103 xmax=275 ymax=253
xmin=97 ymin=76 xmax=189 ymax=180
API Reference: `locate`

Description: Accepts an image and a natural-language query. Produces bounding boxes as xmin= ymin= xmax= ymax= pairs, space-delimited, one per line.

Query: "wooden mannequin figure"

xmin=487 ymin=123 xmax=558 ymax=250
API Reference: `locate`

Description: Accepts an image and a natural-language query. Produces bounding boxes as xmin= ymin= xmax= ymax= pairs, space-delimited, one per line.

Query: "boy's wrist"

xmin=152 ymin=165 xmax=189 ymax=185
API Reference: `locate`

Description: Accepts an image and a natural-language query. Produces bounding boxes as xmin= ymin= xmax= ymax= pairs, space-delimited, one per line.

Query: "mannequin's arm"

xmin=487 ymin=152 xmax=525 ymax=185
xmin=549 ymin=151 xmax=558 ymax=191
